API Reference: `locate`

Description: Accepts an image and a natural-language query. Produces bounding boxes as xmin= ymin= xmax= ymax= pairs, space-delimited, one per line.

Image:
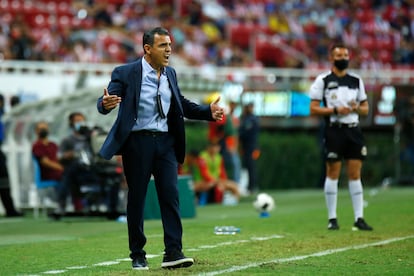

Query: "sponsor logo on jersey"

xmin=327 ymin=152 xmax=338 ymax=159
xmin=327 ymin=81 xmax=338 ymax=89
xmin=361 ymin=146 xmax=367 ymax=156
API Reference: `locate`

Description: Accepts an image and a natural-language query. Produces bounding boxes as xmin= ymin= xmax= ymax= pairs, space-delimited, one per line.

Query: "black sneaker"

xmin=352 ymin=218 xmax=373 ymax=231
xmin=132 ymin=256 xmax=149 ymax=270
xmin=161 ymin=250 xmax=194 ymax=269
xmin=6 ymin=211 xmax=23 ymax=217
xmin=327 ymin=218 xmax=339 ymax=230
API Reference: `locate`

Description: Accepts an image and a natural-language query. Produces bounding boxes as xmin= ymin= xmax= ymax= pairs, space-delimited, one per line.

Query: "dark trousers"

xmin=122 ymin=132 xmax=182 ymax=259
xmin=242 ymin=149 xmax=257 ymax=192
xmin=0 ymin=187 xmax=18 ymax=215
xmin=0 ymin=150 xmax=19 ymax=215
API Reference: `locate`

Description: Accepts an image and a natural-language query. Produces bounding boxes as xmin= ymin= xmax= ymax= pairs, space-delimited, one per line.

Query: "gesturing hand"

xmin=210 ymin=96 xmax=224 ymax=121
xmin=102 ymin=88 xmax=121 ymax=111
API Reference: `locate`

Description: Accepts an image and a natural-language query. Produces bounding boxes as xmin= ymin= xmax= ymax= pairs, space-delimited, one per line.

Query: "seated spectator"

xmin=182 ymin=142 xmax=240 ymax=205
xmin=59 ymin=112 xmax=100 ymax=212
xmin=0 ymin=94 xmax=22 ymax=217
xmin=32 ymin=121 xmax=64 ymax=206
xmin=59 ymin=112 xmax=121 ymax=215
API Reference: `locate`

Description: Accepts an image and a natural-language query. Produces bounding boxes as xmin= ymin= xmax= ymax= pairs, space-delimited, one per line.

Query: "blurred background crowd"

xmin=1 ymin=0 xmax=414 ymax=69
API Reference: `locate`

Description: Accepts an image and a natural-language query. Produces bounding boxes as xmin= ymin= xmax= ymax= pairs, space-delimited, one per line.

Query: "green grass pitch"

xmin=1 ymin=187 xmax=413 ymax=275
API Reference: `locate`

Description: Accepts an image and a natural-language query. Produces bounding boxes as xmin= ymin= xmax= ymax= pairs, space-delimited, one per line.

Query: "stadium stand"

xmin=0 ymin=0 xmax=413 ymax=67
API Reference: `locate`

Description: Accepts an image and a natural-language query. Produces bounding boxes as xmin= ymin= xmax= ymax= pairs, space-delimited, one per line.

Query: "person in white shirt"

xmin=309 ymin=43 xmax=373 ymax=231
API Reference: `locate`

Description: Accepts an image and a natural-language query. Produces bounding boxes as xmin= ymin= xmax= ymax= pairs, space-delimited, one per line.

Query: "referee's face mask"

xmin=334 ymin=59 xmax=349 ymax=70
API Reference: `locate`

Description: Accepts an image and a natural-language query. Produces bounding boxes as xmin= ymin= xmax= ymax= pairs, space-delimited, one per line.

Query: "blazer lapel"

xmin=131 ymin=58 xmax=143 ymax=114
xmin=166 ymin=68 xmax=183 ymax=114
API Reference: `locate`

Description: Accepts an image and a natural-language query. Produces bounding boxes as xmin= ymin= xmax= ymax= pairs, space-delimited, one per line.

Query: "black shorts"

xmin=324 ymin=125 xmax=367 ymax=161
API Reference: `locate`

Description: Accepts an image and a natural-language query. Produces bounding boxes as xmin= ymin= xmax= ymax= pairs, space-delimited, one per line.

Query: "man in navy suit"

xmin=97 ymin=27 xmax=224 ymax=270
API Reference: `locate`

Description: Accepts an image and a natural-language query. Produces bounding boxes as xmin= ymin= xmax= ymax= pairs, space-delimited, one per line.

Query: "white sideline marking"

xmin=42 ymin=270 xmax=66 ymax=274
xmin=36 ymin=235 xmax=282 ymax=275
xmin=187 ymin=235 xmax=284 ymax=252
xmin=93 ymin=261 xmax=120 ymax=266
xmin=66 ymin=266 xmax=87 ymax=269
xmin=197 ymin=235 xmax=414 ymax=276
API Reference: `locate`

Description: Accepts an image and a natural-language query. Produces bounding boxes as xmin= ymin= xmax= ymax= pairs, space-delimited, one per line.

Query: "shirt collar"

xmin=142 ymin=57 xmax=154 ymax=77
xmin=142 ymin=57 xmax=166 ymax=76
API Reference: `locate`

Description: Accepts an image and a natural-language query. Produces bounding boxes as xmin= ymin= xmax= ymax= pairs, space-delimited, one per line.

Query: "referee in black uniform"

xmin=310 ymin=43 xmax=373 ymax=231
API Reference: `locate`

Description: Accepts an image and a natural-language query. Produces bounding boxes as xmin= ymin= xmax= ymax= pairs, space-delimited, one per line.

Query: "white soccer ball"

xmin=253 ymin=193 xmax=275 ymax=212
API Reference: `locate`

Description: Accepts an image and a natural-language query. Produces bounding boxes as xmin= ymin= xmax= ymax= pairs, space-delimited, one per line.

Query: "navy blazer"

xmin=97 ymin=58 xmax=213 ymax=163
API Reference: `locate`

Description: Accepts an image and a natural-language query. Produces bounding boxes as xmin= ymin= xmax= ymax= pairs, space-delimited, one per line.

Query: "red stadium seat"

xmin=356 ymin=9 xmax=374 ymax=23
xmin=57 ymin=2 xmax=72 ymax=16
xmin=9 ymin=0 xmax=22 ymax=12
xmin=254 ymin=35 xmax=284 ymax=67
xmin=58 ymin=15 xmax=71 ymax=30
xmin=378 ymin=49 xmax=393 ymax=64
xmin=359 ymin=49 xmax=372 ymax=62
xmin=359 ymin=35 xmax=376 ymax=51
xmin=376 ymin=35 xmax=395 ymax=51
xmin=229 ymin=23 xmax=255 ymax=50
xmin=33 ymin=14 xmax=49 ymax=29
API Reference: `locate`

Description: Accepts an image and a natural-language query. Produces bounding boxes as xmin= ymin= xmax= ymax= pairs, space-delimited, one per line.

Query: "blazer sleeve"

xmin=97 ymin=66 xmax=125 ymax=115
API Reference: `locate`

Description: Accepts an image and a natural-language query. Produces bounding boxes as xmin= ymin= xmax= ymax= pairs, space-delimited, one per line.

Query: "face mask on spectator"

xmin=73 ymin=121 xmax=86 ymax=132
xmin=39 ymin=129 xmax=48 ymax=138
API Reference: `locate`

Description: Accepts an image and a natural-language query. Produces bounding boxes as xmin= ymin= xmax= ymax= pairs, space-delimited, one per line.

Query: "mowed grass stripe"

xmin=0 ymin=234 xmax=75 ymax=245
xmin=198 ymin=235 xmax=414 ymax=276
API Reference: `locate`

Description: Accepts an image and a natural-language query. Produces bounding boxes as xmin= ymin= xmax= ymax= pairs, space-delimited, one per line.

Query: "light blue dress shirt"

xmin=132 ymin=58 xmax=171 ymax=132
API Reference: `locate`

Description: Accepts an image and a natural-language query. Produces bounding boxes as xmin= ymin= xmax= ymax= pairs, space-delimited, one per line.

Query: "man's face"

xmin=146 ymin=34 xmax=171 ymax=70
xmin=72 ymin=114 xmax=85 ymax=125
xmin=71 ymin=114 xmax=87 ymax=133
xmin=36 ymin=122 xmax=48 ymax=135
xmin=208 ymin=144 xmax=220 ymax=155
xmin=331 ymin=47 xmax=349 ymax=62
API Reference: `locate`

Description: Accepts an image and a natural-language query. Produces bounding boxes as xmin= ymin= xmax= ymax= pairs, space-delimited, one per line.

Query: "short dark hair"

xmin=329 ymin=43 xmax=347 ymax=53
xmin=143 ymin=27 xmax=169 ymax=50
xmin=68 ymin=112 xmax=85 ymax=128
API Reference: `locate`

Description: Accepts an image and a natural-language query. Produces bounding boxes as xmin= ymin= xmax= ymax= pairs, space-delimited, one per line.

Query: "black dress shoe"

xmin=132 ymin=256 xmax=148 ymax=270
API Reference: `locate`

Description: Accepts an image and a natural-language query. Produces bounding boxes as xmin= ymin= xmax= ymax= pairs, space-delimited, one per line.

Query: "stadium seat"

xmin=32 ymin=156 xmax=59 ymax=218
xmin=379 ymin=49 xmax=393 ymax=64
xmin=254 ymin=35 xmax=285 ymax=67
xmin=229 ymin=24 xmax=253 ymax=50
xmin=376 ymin=35 xmax=395 ymax=51
xmin=359 ymin=35 xmax=376 ymax=51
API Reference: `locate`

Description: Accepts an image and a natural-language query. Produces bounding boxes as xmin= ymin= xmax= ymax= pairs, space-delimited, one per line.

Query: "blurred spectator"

xmin=32 ymin=121 xmax=64 ymax=181
xmin=397 ymin=95 xmax=414 ymax=167
xmin=396 ymin=39 xmax=414 ymax=64
xmin=10 ymin=95 xmax=20 ymax=108
xmin=181 ymin=143 xmax=239 ymax=205
xmin=226 ymin=100 xmax=242 ymax=183
xmin=32 ymin=121 xmax=63 ymax=208
xmin=0 ymin=0 xmax=411 ymax=68
xmin=0 ymin=94 xmax=22 ymax=217
xmin=9 ymin=19 xmax=34 ymax=60
xmin=59 ymin=112 xmax=98 ymax=211
xmin=59 ymin=112 xmax=121 ymax=214
xmin=239 ymin=102 xmax=260 ymax=194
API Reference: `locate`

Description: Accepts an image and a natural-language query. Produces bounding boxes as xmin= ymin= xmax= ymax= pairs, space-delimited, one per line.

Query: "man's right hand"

xmin=102 ymin=88 xmax=122 ymax=111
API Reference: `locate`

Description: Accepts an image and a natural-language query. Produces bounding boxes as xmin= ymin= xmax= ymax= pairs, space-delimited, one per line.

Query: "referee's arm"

xmin=310 ymin=100 xmax=336 ymax=116
xmin=351 ymin=100 xmax=369 ymax=116
xmin=310 ymin=100 xmax=369 ymax=116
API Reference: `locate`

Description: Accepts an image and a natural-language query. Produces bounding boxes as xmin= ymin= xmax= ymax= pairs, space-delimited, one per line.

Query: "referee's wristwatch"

xmin=333 ymin=107 xmax=338 ymax=115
